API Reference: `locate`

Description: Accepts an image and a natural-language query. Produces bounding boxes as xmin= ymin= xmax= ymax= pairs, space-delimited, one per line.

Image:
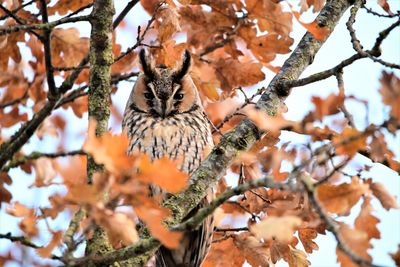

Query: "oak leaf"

xmin=379 ymin=71 xmax=400 ymax=122
xmin=158 ymin=6 xmax=181 ymax=43
xmin=370 ymin=182 xmax=399 ymax=210
xmin=37 ymin=231 xmax=63 ymax=258
xmin=316 ymin=177 xmax=368 ymax=215
xmin=51 ymin=28 xmax=89 ymax=67
xmin=137 ymin=156 xmax=188 ymax=193
xmin=7 ymin=202 xmax=39 ymax=237
xmin=336 ymin=223 xmax=371 ymax=267
xmin=332 ymin=127 xmax=367 ymax=157
xmin=234 ymin=233 xmax=271 ymax=267
xmin=203 ymin=234 xmax=245 ymax=267
xmin=298 ymin=228 xmax=319 ymax=254
xmin=48 ymin=0 xmax=92 ymax=15
xmin=0 ymin=20 xmax=24 ymax=71
xmin=288 ymin=246 xmax=311 ymax=267
xmin=250 ymin=216 xmax=302 ymax=243
xmin=355 ymin=197 xmax=380 ymax=240
xmin=83 ymin=120 xmax=133 ymax=175
xmin=135 ymin=198 xmax=182 ymax=249
xmin=292 ymin=11 xmax=329 ymax=41
xmin=0 ymin=172 xmax=12 ymax=208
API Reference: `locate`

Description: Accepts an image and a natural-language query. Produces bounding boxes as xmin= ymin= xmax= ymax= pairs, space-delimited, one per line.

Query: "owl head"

xmin=126 ymin=49 xmax=201 ymax=119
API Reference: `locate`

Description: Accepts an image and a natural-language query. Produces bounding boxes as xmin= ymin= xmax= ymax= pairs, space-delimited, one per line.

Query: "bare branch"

xmin=0 ymin=232 xmax=41 ymax=248
xmin=0 ymin=1 xmax=35 ymax=21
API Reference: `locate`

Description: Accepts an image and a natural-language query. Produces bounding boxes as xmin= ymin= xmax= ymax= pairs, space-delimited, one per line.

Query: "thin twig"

xmin=0 ymin=232 xmax=41 ymax=248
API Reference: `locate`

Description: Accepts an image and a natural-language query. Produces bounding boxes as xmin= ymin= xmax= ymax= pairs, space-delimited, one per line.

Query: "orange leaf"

xmin=0 ymin=172 xmax=12 ymax=208
xmin=245 ymin=108 xmax=297 ymax=135
xmin=137 ymin=156 xmax=188 ymax=193
xmin=203 ymin=234 xmax=245 ymax=267
xmin=158 ymin=6 xmax=181 ymax=43
xmin=298 ymin=228 xmax=319 ymax=254
xmin=336 ymin=224 xmax=371 ymax=267
xmin=379 ymin=72 xmax=400 ymax=122
xmin=234 ymin=233 xmax=270 ymax=267
xmin=292 ymin=11 xmax=330 ymax=41
xmin=288 ymin=245 xmax=311 ymax=267
xmin=250 ymin=215 xmax=302 ymax=243
xmin=135 ymin=198 xmax=182 ymax=249
xmin=370 ymin=182 xmax=399 ymax=210
xmin=316 ymin=177 xmax=368 ymax=215
xmin=7 ymin=202 xmax=38 ymax=237
xmin=37 ymin=231 xmax=63 ymax=258
xmin=83 ymin=120 xmax=134 ymax=175
xmin=355 ymin=197 xmax=380 ymax=240
xmin=332 ymin=127 xmax=367 ymax=157
xmin=48 ymin=0 xmax=92 ymax=15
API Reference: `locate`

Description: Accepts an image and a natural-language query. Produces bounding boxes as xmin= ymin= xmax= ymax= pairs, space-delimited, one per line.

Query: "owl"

xmin=122 ymin=49 xmax=214 ymax=267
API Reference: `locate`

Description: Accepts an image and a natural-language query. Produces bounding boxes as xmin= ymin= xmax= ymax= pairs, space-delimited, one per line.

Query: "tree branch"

xmin=0 ymin=232 xmax=41 ymax=249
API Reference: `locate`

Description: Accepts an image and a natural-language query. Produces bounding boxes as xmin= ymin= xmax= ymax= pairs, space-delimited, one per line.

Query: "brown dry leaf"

xmin=135 ymin=197 xmax=182 ymax=249
xmin=37 ymin=231 xmax=63 ymax=258
xmin=378 ymin=0 xmax=394 ymax=15
xmin=379 ymin=71 xmax=400 ymax=122
xmin=0 ymin=65 xmax=29 ymax=105
xmin=7 ymin=202 xmax=38 ymax=237
xmin=83 ymin=120 xmax=134 ymax=175
xmin=311 ymin=93 xmax=344 ymax=121
xmin=158 ymin=5 xmax=181 ymax=43
xmin=355 ymin=197 xmax=380 ymax=240
xmin=299 ymin=0 xmax=325 ymax=13
xmin=292 ymin=11 xmax=329 ymax=41
xmin=51 ymin=28 xmax=89 ymax=67
xmin=0 ymin=107 xmax=28 ymax=128
xmin=247 ymin=34 xmax=293 ymax=63
xmin=234 ymin=233 xmax=271 ymax=267
xmin=137 ymin=156 xmax=188 ymax=193
xmin=141 ymin=0 xmax=162 ymax=14
xmin=390 ymin=244 xmax=400 ymax=267
xmin=332 ymin=127 xmax=367 ymax=157
xmin=214 ymin=58 xmax=265 ymax=92
xmin=245 ymin=108 xmax=298 ymax=135
xmin=33 ymin=158 xmax=57 ymax=187
xmin=245 ymin=0 xmax=292 ymax=36
xmin=0 ymin=172 xmax=12 ymax=208
xmin=298 ymin=228 xmax=319 ymax=254
xmin=370 ymin=182 xmax=399 ymax=210
xmin=191 ymin=60 xmax=220 ymax=101
xmin=93 ymin=209 xmax=139 ymax=247
xmin=203 ymin=234 xmax=245 ymax=267
xmin=316 ymin=177 xmax=368 ymax=215
xmin=0 ymin=20 xmax=24 ymax=70
xmin=288 ymin=246 xmax=311 ymax=267
xmin=336 ymin=223 xmax=371 ymax=267
xmin=250 ymin=216 xmax=302 ymax=243
xmin=48 ymin=0 xmax=92 ymax=15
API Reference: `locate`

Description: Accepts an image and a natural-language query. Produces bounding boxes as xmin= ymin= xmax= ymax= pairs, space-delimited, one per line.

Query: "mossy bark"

xmin=85 ymin=0 xmax=116 ymax=266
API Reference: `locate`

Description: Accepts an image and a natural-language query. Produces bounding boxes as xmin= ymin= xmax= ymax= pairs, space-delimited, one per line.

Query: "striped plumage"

xmin=122 ymin=50 xmax=214 ymax=267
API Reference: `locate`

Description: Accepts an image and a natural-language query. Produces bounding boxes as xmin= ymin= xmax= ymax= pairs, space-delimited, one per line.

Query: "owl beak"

xmin=161 ymin=101 xmax=167 ymax=118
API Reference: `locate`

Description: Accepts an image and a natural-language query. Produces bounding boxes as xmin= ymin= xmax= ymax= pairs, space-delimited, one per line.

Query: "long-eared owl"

xmin=122 ymin=49 xmax=214 ymax=267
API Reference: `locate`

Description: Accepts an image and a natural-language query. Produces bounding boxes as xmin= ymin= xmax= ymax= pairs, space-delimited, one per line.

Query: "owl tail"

xmin=155 ymin=197 xmax=214 ymax=267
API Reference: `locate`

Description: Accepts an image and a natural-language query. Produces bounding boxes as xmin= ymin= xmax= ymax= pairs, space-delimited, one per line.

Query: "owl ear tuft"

xmin=139 ymin=49 xmax=155 ymax=80
xmin=174 ymin=50 xmax=191 ymax=81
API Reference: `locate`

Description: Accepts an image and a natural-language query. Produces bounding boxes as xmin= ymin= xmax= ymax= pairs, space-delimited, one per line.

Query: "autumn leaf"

xmin=93 ymin=209 xmax=139 ymax=247
xmin=390 ymin=244 xmax=400 ymax=267
xmin=135 ymin=197 xmax=182 ymax=249
xmin=316 ymin=177 xmax=368 ymax=215
xmin=298 ymin=228 xmax=319 ymax=254
xmin=214 ymin=58 xmax=265 ymax=92
xmin=37 ymin=231 xmax=63 ymax=258
xmin=0 ymin=20 xmax=24 ymax=71
xmin=288 ymin=246 xmax=311 ymax=267
xmin=292 ymin=11 xmax=329 ymax=41
xmin=378 ymin=0 xmax=394 ymax=15
xmin=379 ymin=71 xmax=400 ymax=122
xmin=48 ymin=0 xmax=92 ymax=16
xmin=245 ymin=108 xmax=297 ymax=135
xmin=0 ymin=107 xmax=28 ymax=128
xmin=299 ymin=0 xmax=325 ymax=13
xmin=7 ymin=202 xmax=38 ymax=237
xmin=51 ymin=28 xmax=89 ymax=67
xmin=370 ymin=182 xmax=399 ymax=210
xmin=355 ymin=197 xmax=380 ymax=240
xmin=250 ymin=215 xmax=302 ymax=243
xmin=137 ymin=156 xmax=188 ymax=193
xmin=158 ymin=5 xmax=181 ymax=43
xmin=332 ymin=127 xmax=367 ymax=157
xmin=0 ymin=172 xmax=12 ymax=208
xmin=83 ymin=120 xmax=134 ymax=175
xmin=234 ymin=233 xmax=271 ymax=267
xmin=336 ymin=223 xmax=371 ymax=267
xmin=311 ymin=93 xmax=344 ymax=121
xmin=203 ymin=234 xmax=245 ymax=267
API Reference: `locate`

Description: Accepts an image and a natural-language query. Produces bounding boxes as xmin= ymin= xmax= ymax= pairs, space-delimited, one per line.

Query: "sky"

xmin=1 ymin=0 xmax=399 ymax=266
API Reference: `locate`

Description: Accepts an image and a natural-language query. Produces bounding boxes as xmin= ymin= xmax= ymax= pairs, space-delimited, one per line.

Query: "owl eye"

xmin=174 ymin=92 xmax=184 ymax=100
xmin=144 ymin=91 xmax=155 ymax=99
